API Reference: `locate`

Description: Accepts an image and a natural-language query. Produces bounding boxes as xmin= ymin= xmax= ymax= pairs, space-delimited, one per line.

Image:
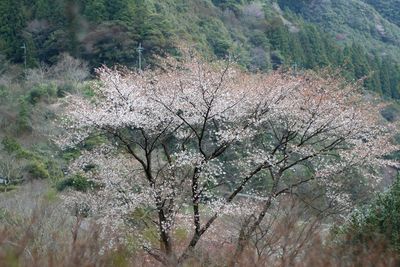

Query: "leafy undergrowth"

xmin=56 ymin=175 xmax=99 ymax=193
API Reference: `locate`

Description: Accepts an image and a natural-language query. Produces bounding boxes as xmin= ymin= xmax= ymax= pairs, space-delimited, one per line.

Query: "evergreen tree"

xmin=0 ymin=0 xmax=26 ymax=62
xmin=379 ymin=60 xmax=392 ymax=97
xmin=388 ymin=62 xmax=400 ymax=99
xmin=34 ymin=0 xmax=51 ymax=19
xmin=340 ymin=45 xmax=356 ymax=79
xmin=106 ymin=0 xmax=135 ymax=22
xmin=287 ymin=33 xmax=305 ymax=66
xmin=351 ymin=44 xmax=370 ymax=79
xmin=83 ymin=0 xmax=108 ymax=23
xmin=303 ymin=25 xmax=329 ymax=68
xmin=267 ymin=19 xmax=290 ymax=55
xmin=65 ymin=0 xmax=83 ymax=57
xmin=364 ymin=56 xmax=382 ymax=94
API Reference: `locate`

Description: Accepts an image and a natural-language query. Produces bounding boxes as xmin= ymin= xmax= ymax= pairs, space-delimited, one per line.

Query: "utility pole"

xmin=137 ymin=43 xmax=143 ymax=71
xmin=21 ymin=43 xmax=27 ymax=71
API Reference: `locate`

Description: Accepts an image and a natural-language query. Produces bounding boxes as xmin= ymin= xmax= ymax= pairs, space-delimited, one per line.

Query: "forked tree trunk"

xmin=229 ymin=179 xmax=279 ymax=266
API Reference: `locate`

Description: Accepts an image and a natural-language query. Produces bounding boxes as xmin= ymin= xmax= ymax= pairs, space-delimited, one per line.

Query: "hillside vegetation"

xmin=362 ymin=0 xmax=400 ymax=27
xmin=1 ymin=0 xmax=400 ymax=98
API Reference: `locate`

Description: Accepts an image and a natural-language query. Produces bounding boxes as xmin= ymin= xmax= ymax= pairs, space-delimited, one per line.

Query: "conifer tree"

xmin=0 ymin=0 xmax=26 ymax=62
xmin=83 ymin=0 xmax=108 ymax=23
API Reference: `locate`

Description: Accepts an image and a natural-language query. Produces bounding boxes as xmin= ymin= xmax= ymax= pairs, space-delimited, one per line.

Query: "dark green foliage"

xmin=83 ymin=135 xmax=106 ymax=150
xmin=27 ymin=160 xmax=50 ymax=179
xmin=1 ymin=136 xmax=36 ymax=161
xmin=1 ymin=137 xmax=22 ymax=154
xmin=56 ymin=83 xmax=74 ymax=97
xmin=105 ymin=0 xmax=135 ymax=22
xmin=200 ymin=18 xmax=231 ymax=58
xmin=0 ymin=85 xmax=8 ymax=103
xmin=80 ymin=22 xmax=137 ymax=67
xmin=61 ymin=148 xmax=81 ymax=161
xmin=26 ymin=83 xmax=57 ymax=105
xmin=275 ymin=0 xmax=400 ymax=98
xmin=263 ymin=15 xmax=400 ymax=98
xmin=16 ymin=98 xmax=32 ymax=134
xmin=1 ymin=0 xmax=400 ymax=98
xmin=83 ymin=0 xmax=107 ymax=23
xmin=338 ymin=175 xmax=400 ymax=252
xmin=362 ymin=0 xmax=400 ymax=27
xmin=0 ymin=0 xmax=26 ymax=62
xmin=56 ymin=174 xmax=97 ymax=192
xmin=381 ymin=104 xmax=400 ymax=122
xmin=82 ymin=83 xmax=95 ymax=98
xmin=278 ymin=0 xmax=311 ymax=13
xmin=211 ymin=0 xmax=243 ymax=14
xmin=82 ymin=163 xmax=96 ymax=172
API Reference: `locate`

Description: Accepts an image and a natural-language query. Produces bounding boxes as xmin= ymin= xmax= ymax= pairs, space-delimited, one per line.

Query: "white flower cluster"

xmin=56 ymin=56 xmax=399 ymax=253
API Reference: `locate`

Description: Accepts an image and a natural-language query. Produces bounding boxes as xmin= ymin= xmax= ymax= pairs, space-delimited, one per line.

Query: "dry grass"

xmin=0 ymin=183 xmax=399 ymax=267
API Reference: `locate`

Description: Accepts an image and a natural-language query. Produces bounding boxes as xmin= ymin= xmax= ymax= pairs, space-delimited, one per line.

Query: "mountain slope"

xmin=278 ymin=0 xmax=400 ymax=59
xmin=362 ymin=0 xmax=400 ymax=27
xmin=0 ymin=0 xmax=400 ymax=98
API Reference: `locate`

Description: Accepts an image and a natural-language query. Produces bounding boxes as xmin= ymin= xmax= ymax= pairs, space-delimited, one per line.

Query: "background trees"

xmin=1 ymin=0 xmax=400 ymax=99
xmin=0 ymin=0 xmax=26 ymax=62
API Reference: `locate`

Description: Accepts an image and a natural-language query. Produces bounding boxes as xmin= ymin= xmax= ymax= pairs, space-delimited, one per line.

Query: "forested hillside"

xmin=1 ymin=0 xmax=400 ymax=98
xmin=362 ymin=0 xmax=400 ymax=27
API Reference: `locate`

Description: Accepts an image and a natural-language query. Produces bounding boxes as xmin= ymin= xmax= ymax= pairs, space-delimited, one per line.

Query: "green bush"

xmin=381 ymin=105 xmax=400 ymax=122
xmin=82 ymin=163 xmax=96 ymax=172
xmin=57 ymin=83 xmax=74 ymax=97
xmin=83 ymin=135 xmax=106 ymax=150
xmin=337 ymin=175 xmax=400 ymax=252
xmin=27 ymin=160 xmax=50 ymax=179
xmin=2 ymin=138 xmax=64 ymax=182
xmin=62 ymin=148 xmax=81 ymax=161
xmin=2 ymin=137 xmax=35 ymax=159
xmin=81 ymin=82 xmax=96 ymax=99
xmin=44 ymin=159 xmax=64 ymax=183
xmin=2 ymin=136 xmax=22 ymax=153
xmin=26 ymin=83 xmax=57 ymax=105
xmin=56 ymin=175 xmax=97 ymax=192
